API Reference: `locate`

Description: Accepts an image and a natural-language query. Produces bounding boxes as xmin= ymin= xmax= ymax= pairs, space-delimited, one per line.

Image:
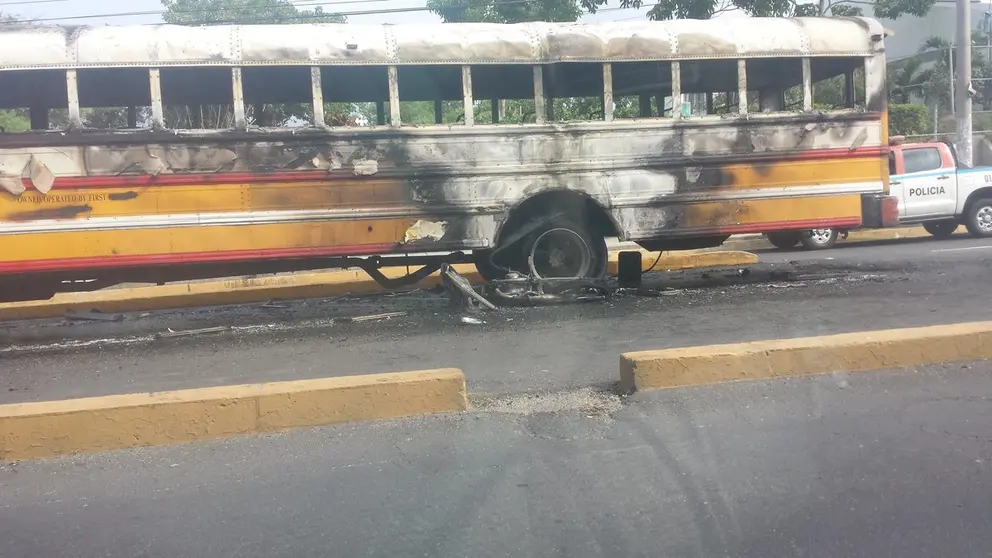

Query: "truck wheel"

xmin=473 ymin=249 xmax=513 ymax=282
xmin=800 ymin=228 xmax=838 ymax=250
xmin=965 ymin=198 xmax=992 ymax=238
xmin=765 ymin=231 xmax=802 ymax=249
xmin=922 ymin=220 xmax=958 ymax=239
xmin=522 ymin=218 xmax=607 ymax=279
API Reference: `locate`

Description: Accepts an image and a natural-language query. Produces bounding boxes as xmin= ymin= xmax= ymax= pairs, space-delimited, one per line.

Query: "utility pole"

xmin=819 ymin=0 xmax=828 ymax=15
xmin=986 ymin=11 xmax=991 ymax=61
xmin=956 ymin=0 xmax=973 ymax=167
xmin=950 ymin=47 xmax=956 ymax=114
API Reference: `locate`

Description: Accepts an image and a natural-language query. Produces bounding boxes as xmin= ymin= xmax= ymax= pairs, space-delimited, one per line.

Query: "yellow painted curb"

xmin=619 ymin=321 xmax=992 ymax=393
xmin=841 ymin=226 xmax=933 ymax=242
xmin=0 ymin=250 xmax=757 ymax=321
xmin=0 ymin=368 xmax=467 ymax=460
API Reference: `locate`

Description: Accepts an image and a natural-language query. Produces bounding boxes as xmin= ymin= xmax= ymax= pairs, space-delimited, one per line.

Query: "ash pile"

xmin=439 ymin=264 xmax=612 ymax=312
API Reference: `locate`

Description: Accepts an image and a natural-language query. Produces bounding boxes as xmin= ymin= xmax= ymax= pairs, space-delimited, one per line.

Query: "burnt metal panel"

xmin=0 ymin=113 xmax=886 ymax=249
xmin=0 ymin=18 xmax=884 ymax=71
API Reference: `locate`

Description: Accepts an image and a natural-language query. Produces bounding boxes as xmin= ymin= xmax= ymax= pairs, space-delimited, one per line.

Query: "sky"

xmin=0 ymin=0 xmax=743 ymax=26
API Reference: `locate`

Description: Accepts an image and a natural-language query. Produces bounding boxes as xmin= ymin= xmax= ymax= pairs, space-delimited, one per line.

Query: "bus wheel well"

xmin=471 ymin=190 xmax=617 ymax=280
xmin=495 ymin=190 xmax=618 ymax=253
xmin=963 ymin=187 xmax=992 ymax=216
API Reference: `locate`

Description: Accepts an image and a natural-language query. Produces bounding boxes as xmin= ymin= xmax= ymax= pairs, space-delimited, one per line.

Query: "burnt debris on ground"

xmin=436 ymin=261 xmax=841 ymax=311
xmin=0 ymin=260 xmax=904 ymax=352
xmin=441 ymin=264 xmax=612 ymax=310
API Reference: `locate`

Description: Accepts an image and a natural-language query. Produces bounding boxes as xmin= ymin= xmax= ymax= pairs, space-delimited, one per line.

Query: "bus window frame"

xmin=150 ymin=68 xmax=165 ymax=129
xmin=1 ymin=55 xmax=880 ymax=136
xmin=461 ymin=65 xmax=474 ymax=127
xmin=310 ymin=66 xmax=325 ymax=128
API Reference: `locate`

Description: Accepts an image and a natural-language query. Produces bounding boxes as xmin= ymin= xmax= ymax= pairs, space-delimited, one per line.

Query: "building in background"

xmin=880 ymin=1 xmax=992 ymax=60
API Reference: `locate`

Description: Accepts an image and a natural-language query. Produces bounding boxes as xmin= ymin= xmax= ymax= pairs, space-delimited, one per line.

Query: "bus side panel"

xmin=0 ymin=132 xmax=502 ymax=275
xmin=606 ymin=115 xmax=886 ymax=241
xmin=0 ymin=114 xmax=884 ymax=276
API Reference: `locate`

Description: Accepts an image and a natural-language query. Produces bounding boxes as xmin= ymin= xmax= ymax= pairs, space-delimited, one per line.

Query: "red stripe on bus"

xmin=23 ymin=146 xmax=887 ymax=191
xmin=0 ymin=243 xmax=401 ymax=274
xmin=2 ymin=216 xmax=865 ymax=274
xmin=35 ymin=170 xmax=339 ymax=190
xmin=789 ymin=146 xmax=886 ymax=161
xmin=713 ymin=217 xmax=863 ymax=234
xmin=640 ymin=217 xmax=865 ymax=239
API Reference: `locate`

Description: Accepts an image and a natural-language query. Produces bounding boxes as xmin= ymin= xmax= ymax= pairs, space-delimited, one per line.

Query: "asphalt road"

xmin=2 ymin=232 xmax=990 ymax=403
xmin=754 ymin=230 xmax=992 ymax=264
xmin=3 ymin=362 xmax=990 ymax=558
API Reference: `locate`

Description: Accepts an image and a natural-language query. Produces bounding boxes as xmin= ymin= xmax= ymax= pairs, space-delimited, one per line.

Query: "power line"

xmin=0 ymin=0 xmax=654 ymax=24
xmin=2 ymin=1 xmax=433 ymax=23
xmin=7 ymin=5 xmax=424 ymax=23
xmin=4 ymin=0 xmax=985 ymax=22
xmin=0 ymin=0 xmax=66 ymax=5
xmin=0 ymin=0 xmax=364 ymax=6
xmin=595 ymin=2 xmax=658 ymax=12
xmin=1 ymin=0 xmax=409 ymax=21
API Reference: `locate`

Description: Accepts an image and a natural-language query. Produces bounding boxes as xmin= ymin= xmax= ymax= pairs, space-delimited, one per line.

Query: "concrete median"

xmin=0 ymin=369 xmax=467 ymax=460
xmin=620 ymin=321 xmax=992 ymax=392
xmin=0 ymin=249 xmax=757 ymax=321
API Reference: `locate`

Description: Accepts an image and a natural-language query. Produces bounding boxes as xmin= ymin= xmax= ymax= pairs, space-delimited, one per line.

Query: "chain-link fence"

xmin=890 ymin=43 xmax=992 ymax=140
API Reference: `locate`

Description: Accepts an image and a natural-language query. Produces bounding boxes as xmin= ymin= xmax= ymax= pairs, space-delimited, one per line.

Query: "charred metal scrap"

xmin=440 ymin=264 xmax=610 ymax=309
xmin=486 ymin=272 xmax=611 ymax=307
xmin=441 ymin=264 xmax=498 ymax=311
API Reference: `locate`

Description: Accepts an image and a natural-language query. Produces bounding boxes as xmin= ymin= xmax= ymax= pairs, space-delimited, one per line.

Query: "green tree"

xmin=888 ymin=57 xmax=933 ymax=104
xmin=0 ymin=11 xmax=30 ymax=132
xmin=648 ymin=0 xmax=937 ymax=19
xmin=161 ymin=0 xmax=344 ymax=25
xmin=888 ymin=103 xmax=929 ymax=135
xmin=916 ymin=36 xmax=953 ymax=113
xmin=426 ymin=0 xmax=588 ymax=23
xmin=428 ymin=0 xmax=938 ymax=22
xmin=888 ymin=35 xmax=992 ymax=115
xmin=0 ymin=109 xmax=29 ymax=133
xmin=882 ymin=33 xmax=992 ymax=135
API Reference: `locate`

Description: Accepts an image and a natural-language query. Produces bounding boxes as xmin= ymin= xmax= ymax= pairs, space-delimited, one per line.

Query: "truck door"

xmin=888 ymin=151 xmax=906 ymax=218
xmin=900 ymin=145 xmax=957 ymax=219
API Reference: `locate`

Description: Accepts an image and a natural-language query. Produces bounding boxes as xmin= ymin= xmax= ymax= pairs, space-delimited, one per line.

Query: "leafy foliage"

xmin=426 ymin=0 xmax=936 ymax=23
xmin=881 ymin=31 xmax=992 ymax=135
xmin=887 ymin=32 xmax=992 ymax=128
xmin=425 ymin=0 xmax=613 ymax=23
xmin=871 ymin=0 xmax=936 ymax=19
xmin=161 ymin=0 xmax=344 ymax=25
xmin=643 ymin=0 xmax=935 ymax=19
xmin=888 ymin=103 xmax=929 ymax=136
xmin=0 ymin=12 xmax=30 ymax=131
xmin=828 ymin=3 xmax=864 ymax=16
xmin=0 ymin=109 xmax=29 ymax=133
xmin=888 ymin=57 xmax=931 ymax=104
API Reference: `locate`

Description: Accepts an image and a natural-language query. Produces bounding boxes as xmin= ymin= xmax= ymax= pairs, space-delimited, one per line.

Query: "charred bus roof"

xmin=0 ymin=17 xmax=886 ymax=71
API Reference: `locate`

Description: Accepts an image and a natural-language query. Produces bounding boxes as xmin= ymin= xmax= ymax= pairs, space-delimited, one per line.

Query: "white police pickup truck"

xmin=765 ymin=139 xmax=992 ymax=250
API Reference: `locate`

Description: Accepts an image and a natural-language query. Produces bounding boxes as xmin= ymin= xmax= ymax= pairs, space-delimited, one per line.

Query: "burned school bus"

xmin=0 ymin=17 xmax=896 ymax=301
